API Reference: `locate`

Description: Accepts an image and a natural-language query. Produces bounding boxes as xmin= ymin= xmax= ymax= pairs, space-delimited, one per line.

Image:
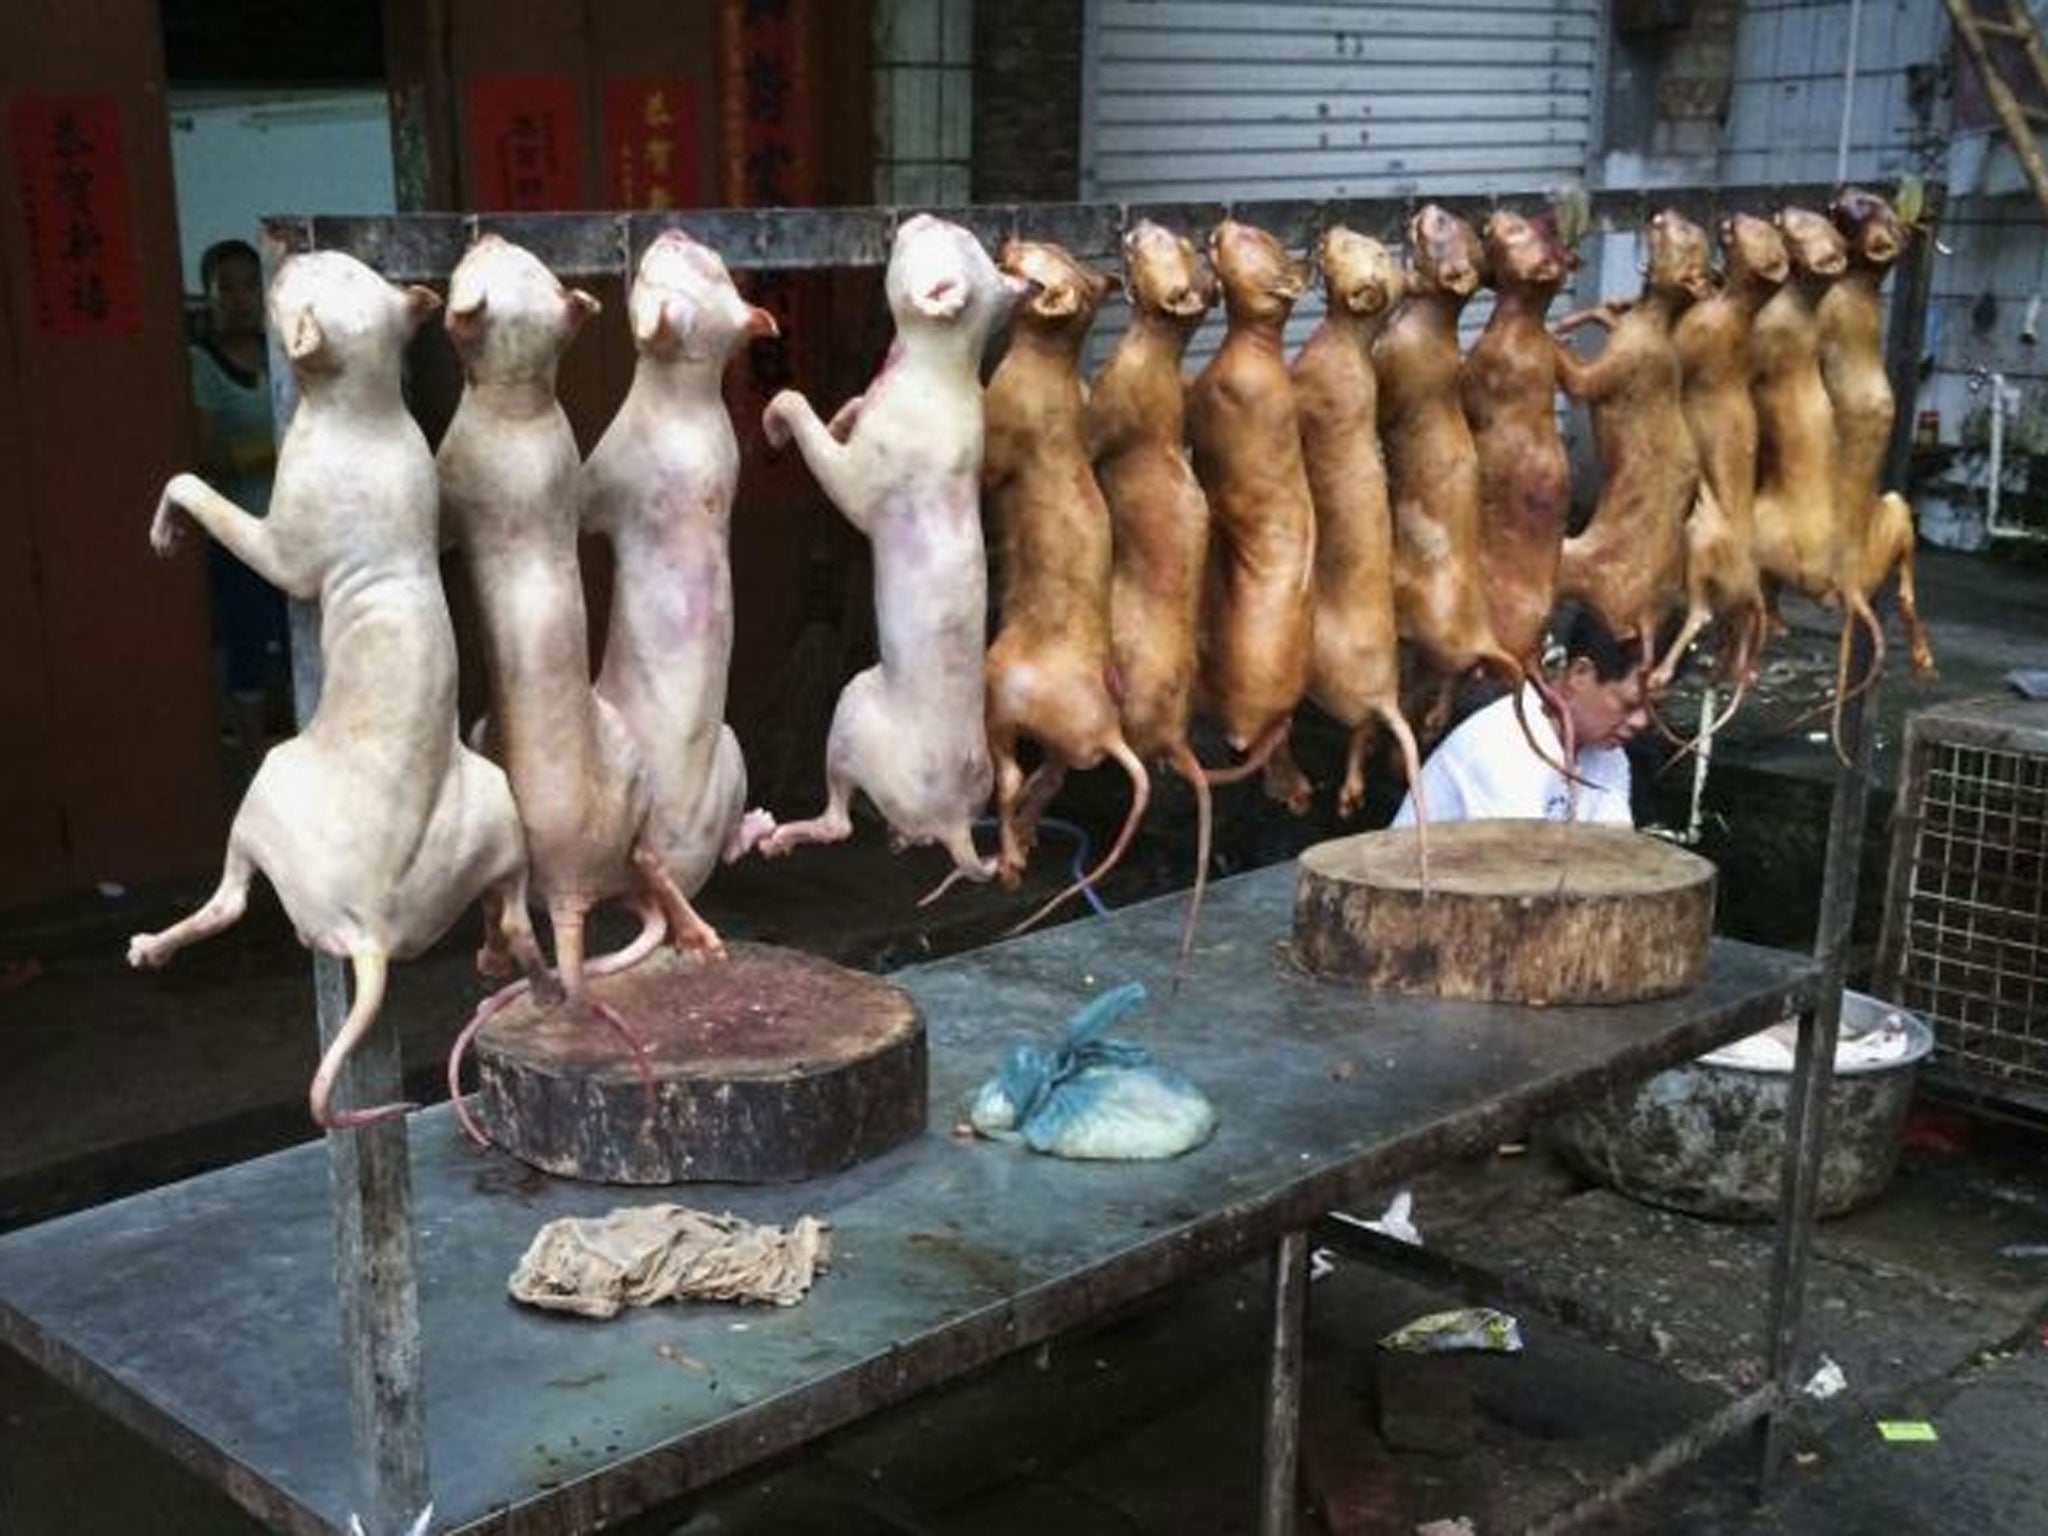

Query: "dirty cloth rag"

xmin=508 ymin=1205 xmax=830 ymax=1319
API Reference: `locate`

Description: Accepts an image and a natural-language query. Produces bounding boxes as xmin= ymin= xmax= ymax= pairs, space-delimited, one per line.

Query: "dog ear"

xmin=285 ymin=305 xmax=325 ymax=363
xmin=914 ymin=275 xmax=970 ymax=319
xmin=1033 ymin=275 xmax=1080 ymax=318
xmin=445 ymin=285 xmax=486 ymax=343
xmin=564 ymin=287 xmax=601 ymax=334
xmin=1346 ymin=276 xmax=1389 ymax=316
xmin=400 ymin=285 xmax=441 ymax=333
xmin=632 ymin=287 xmax=687 ymax=349
xmin=744 ymin=304 xmax=780 ymax=339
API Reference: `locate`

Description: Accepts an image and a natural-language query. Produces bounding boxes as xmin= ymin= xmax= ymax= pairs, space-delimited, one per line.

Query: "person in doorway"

xmin=1391 ymin=604 xmax=1655 ymax=828
xmin=189 ymin=237 xmax=289 ymax=755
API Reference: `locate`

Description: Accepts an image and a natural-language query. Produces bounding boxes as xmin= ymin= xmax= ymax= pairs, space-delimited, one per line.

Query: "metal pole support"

xmin=1258 ymin=1229 xmax=1310 ymax=1536
xmin=1756 ymin=621 xmax=1873 ymax=1492
xmin=261 ymin=229 xmax=432 ymax=1536
xmin=319 ymin=953 xmax=432 ymax=1536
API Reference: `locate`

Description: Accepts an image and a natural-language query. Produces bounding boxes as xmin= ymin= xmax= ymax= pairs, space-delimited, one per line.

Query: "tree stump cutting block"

xmin=1293 ymin=821 xmax=1716 ymax=1004
xmin=473 ymin=942 xmax=926 ymax=1185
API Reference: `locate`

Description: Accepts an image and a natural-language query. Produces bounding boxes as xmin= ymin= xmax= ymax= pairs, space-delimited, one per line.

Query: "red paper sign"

xmin=720 ymin=0 xmax=813 ymax=209
xmin=720 ymin=0 xmax=815 ymax=403
xmin=9 ymin=94 xmax=141 ymax=337
xmin=603 ymin=79 xmax=700 ymax=210
xmin=465 ymin=75 xmax=584 ymax=210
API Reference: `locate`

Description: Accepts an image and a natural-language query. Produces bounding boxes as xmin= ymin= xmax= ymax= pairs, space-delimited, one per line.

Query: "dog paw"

xmin=148 ymin=502 xmax=185 ymax=557
xmin=681 ymin=923 xmax=727 ymax=962
xmin=761 ymin=391 xmax=803 ymax=450
xmin=725 ymin=807 xmax=777 ymax=863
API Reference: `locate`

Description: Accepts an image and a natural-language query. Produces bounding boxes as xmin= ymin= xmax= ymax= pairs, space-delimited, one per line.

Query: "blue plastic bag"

xmin=968 ymin=983 xmax=1217 ymax=1161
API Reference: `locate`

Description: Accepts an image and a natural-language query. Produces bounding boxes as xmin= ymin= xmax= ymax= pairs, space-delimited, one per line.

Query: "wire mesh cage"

xmin=1878 ymin=698 xmax=2048 ymax=1117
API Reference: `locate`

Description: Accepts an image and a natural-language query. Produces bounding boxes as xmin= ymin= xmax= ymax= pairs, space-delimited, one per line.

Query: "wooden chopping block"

xmin=1293 ymin=821 xmax=1715 ymax=1004
xmin=473 ymin=942 xmax=925 ymax=1184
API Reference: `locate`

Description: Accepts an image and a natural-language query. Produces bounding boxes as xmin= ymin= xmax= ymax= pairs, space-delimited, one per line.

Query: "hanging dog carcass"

xmin=439 ymin=236 xmax=724 ymax=1017
xmin=981 ymin=238 xmax=1150 ymax=928
xmin=1818 ymin=188 xmax=1936 ymax=716
xmin=132 ymin=252 xmax=550 ymax=1129
xmin=1086 ymin=220 xmax=1226 ymax=967
xmin=1288 ymin=226 xmax=1426 ymax=825
xmin=1186 ymin=219 xmax=1319 ymax=810
xmin=757 ymin=214 xmax=1027 ymax=888
xmin=581 ymin=230 xmax=780 ymax=898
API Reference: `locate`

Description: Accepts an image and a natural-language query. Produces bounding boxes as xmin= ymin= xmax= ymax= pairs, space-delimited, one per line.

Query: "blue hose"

xmin=972 ymin=815 xmax=1111 ymax=917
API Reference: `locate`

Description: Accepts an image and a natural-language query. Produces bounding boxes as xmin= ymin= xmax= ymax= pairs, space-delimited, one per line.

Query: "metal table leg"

xmin=321 ymin=951 xmax=432 ymax=1536
xmin=1756 ymin=620 xmax=1871 ymax=1493
xmin=1259 ymin=1229 xmax=1310 ymax=1536
xmin=265 ymin=231 xmax=433 ymax=1536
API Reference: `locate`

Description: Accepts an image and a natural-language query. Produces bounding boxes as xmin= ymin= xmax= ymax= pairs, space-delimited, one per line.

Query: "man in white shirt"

xmin=1392 ymin=607 xmax=1655 ymax=828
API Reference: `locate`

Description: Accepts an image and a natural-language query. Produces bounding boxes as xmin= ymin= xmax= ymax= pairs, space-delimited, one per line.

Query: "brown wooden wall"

xmin=0 ymin=0 xmax=221 ymax=913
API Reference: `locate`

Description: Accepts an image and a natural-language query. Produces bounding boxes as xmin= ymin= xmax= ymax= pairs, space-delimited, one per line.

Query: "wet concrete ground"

xmin=3 ymin=544 xmax=2046 ymax=1533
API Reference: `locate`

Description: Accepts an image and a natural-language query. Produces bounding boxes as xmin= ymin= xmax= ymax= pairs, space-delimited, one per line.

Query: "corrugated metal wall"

xmin=1078 ymin=0 xmax=1602 ymax=362
xmin=1081 ymin=0 xmax=1603 ymax=201
xmin=1722 ymin=0 xmax=1945 ymax=185
xmin=1717 ymin=0 xmax=2048 ymax=543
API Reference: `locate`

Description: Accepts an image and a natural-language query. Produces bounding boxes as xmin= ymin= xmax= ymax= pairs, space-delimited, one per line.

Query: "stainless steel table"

xmin=0 ymin=862 xmax=1820 ymax=1534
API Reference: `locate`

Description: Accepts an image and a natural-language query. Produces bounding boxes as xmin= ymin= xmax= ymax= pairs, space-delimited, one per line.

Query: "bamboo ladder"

xmin=1945 ymin=0 xmax=2048 ymax=222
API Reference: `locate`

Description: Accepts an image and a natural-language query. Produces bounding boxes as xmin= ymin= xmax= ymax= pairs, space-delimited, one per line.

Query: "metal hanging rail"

xmin=266 ymin=182 xmax=1891 ymax=276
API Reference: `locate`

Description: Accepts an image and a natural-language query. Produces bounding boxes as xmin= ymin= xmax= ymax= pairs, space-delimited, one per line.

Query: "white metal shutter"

xmin=1077 ymin=0 xmax=1602 ymax=361
xmin=1082 ymin=0 xmax=1603 ymax=203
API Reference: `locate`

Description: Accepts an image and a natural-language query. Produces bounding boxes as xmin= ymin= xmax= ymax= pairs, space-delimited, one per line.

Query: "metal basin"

xmin=1547 ymin=992 xmax=1935 ymax=1221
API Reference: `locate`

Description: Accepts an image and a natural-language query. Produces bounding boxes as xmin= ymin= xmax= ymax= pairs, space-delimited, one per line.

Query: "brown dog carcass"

xmin=1462 ymin=208 xmax=1574 ymax=668
xmin=1287 ymin=225 xmax=1426 ymax=824
xmin=1186 ymin=219 xmax=1318 ymax=812
xmin=582 ymin=232 xmax=779 ymax=898
xmin=1661 ymin=212 xmax=1786 ymax=697
xmin=439 ymin=235 xmax=724 ymax=1135
xmin=132 ymin=252 xmax=549 ymax=1129
xmin=758 ymin=215 xmax=1025 ymax=886
xmin=1554 ymin=209 xmax=1715 ymax=675
xmin=1749 ymin=205 xmax=1890 ymax=753
xmin=1085 ymin=220 xmax=1224 ymax=966
xmin=1819 ymin=188 xmax=1936 ymax=706
xmin=1750 ymin=207 xmax=1849 ymax=614
xmin=1375 ymin=205 xmax=1527 ymax=737
xmin=981 ymin=238 xmax=1150 ymax=925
